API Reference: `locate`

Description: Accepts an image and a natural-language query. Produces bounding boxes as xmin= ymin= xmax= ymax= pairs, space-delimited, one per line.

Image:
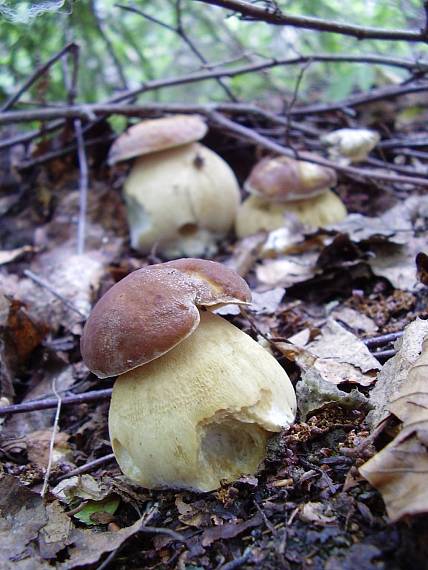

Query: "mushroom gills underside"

xmin=109 ymin=310 xmax=296 ymax=492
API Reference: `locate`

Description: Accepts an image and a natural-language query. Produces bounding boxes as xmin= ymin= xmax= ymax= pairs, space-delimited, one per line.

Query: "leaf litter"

xmin=0 ymin=114 xmax=428 ymax=569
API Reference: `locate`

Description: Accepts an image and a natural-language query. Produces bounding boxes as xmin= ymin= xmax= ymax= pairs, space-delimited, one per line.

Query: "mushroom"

xmin=109 ymin=115 xmax=240 ymax=259
xmin=321 ymin=128 xmax=380 ymax=163
xmin=81 ymin=258 xmax=296 ymax=492
xmin=235 ymin=155 xmax=347 ymax=238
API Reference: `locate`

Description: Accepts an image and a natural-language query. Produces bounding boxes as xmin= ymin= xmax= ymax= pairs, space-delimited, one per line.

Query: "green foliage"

xmin=0 ymin=0 xmax=427 ymax=107
xmin=74 ymin=496 xmax=120 ymax=526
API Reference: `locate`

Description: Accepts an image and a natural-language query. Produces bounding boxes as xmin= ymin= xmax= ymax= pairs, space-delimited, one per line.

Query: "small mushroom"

xmin=81 ymin=259 xmax=296 ymax=492
xmin=321 ymin=128 xmax=380 ymax=163
xmin=235 ymin=156 xmax=347 ymax=238
xmin=109 ymin=115 xmax=240 ymax=259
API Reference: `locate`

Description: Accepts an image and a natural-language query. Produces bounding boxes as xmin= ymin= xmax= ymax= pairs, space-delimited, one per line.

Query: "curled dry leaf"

xmin=366 ymin=318 xmax=428 ymax=428
xmin=277 ymin=319 xmax=376 ymax=419
xmin=360 ymin=323 xmax=428 ymax=521
xmin=278 ymin=319 xmax=380 ymax=386
xmin=0 ymin=245 xmax=33 ymax=266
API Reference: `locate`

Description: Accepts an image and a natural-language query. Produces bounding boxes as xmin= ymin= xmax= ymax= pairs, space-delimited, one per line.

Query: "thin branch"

xmin=207 ymin=110 xmax=428 ymax=187
xmin=0 ymin=388 xmax=113 ymax=416
xmin=23 ymin=269 xmax=88 ymax=318
xmin=3 ymin=100 xmax=428 ymax=187
xmin=74 ymin=120 xmax=89 ymax=255
xmin=1 ymin=43 xmax=79 ymax=113
xmin=41 ymin=378 xmax=62 ymax=497
xmin=138 ymin=526 xmax=186 ymax=542
xmin=370 ymin=348 xmax=397 ymax=361
xmin=19 ymin=133 xmax=115 ymax=171
xmin=293 ymin=81 xmax=428 ymax=116
xmin=89 ymin=0 xmax=129 ymax=90
xmin=284 ymin=60 xmax=312 ymax=145
xmin=1 ymin=51 xmax=427 ymax=151
xmin=193 ymin=0 xmax=428 ymax=42
xmin=57 ymin=453 xmax=116 ymax=481
xmin=116 ymin=2 xmax=237 ymax=101
xmin=364 ymin=331 xmax=403 ymax=348
xmin=219 ymin=548 xmax=253 ymax=570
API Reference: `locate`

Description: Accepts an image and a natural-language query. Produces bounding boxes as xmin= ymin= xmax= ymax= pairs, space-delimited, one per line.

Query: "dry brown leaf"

xmin=26 ymin=429 xmax=71 ymax=469
xmin=366 ymin=318 xmax=428 ymax=428
xmin=278 ymin=319 xmax=380 ymax=387
xmin=0 ymin=245 xmax=33 ymax=265
xmin=300 ymin=502 xmax=336 ymax=525
xmin=256 ymin=255 xmax=317 ymax=288
xmin=360 ymin=331 xmax=428 ymax=521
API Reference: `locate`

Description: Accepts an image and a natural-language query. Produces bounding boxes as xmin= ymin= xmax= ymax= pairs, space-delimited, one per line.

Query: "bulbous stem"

xmin=109 ymin=311 xmax=296 ymax=492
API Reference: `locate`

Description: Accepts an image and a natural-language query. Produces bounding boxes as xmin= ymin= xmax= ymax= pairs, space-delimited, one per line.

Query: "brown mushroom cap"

xmin=244 ymin=156 xmax=337 ymax=202
xmin=80 ymin=259 xmax=251 ymax=378
xmin=108 ymin=115 xmax=208 ymax=165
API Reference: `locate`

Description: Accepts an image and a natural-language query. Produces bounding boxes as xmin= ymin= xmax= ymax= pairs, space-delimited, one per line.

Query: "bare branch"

xmin=207 ymin=111 xmax=428 ymax=187
xmin=1 ymin=43 xmax=79 ymax=113
xmin=74 ymin=119 xmax=89 ymax=255
xmin=23 ymin=269 xmax=88 ymax=318
xmin=193 ymin=0 xmax=428 ymax=42
xmin=1 ymin=51 xmax=427 ymax=151
xmin=116 ymin=2 xmax=237 ymax=100
xmin=0 ymin=388 xmax=113 ymax=416
xmin=57 ymin=453 xmax=116 ymax=481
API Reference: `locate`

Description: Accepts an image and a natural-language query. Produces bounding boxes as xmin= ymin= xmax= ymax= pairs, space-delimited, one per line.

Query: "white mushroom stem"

xmin=235 ymin=190 xmax=347 ymax=238
xmin=109 ymin=311 xmax=296 ymax=492
xmin=124 ymin=143 xmax=240 ymax=259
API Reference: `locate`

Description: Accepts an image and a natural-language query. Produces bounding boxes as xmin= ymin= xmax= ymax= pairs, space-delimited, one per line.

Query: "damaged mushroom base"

xmin=109 ymin=311 xmax=296 ymax=492
xmin=123 ymin=143 xmax=240 ymax=259
xmin=235 ymin=190 xmax=347 ymax=238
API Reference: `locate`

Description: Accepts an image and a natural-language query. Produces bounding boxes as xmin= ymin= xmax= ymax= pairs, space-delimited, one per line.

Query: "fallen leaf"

xmin=60 ymin=516 xmax=153 ymax=569
xmin=26 ymin=429 xmax=71 ymax=469
xmin=300 ymin=502 xmax=336 ymax=525
xmin=0 ymin=245 xmax=33 ymax=265
xmin=294 ymin=366 xmax=369 ymax=420
xmin=74 ymin=496 xmax=120 ymax=526
xmin=249 ymin=287 xmax=285 ymax=314
xmin=256 ymin=255 xmax=317 ymax=288
xmin=366 ymin=318 xmax=428 ymax=428
xmin=52 ymin=474 xmax=111 ymax=503
xmin=279 ymin=319 xmax=380 ymax=387
xmin=360 ymin=326 xmax=428 ymax=521
xmin=330 ymin=306 xmax=378 ymax=334
xmin=38 ymin=501 xmax=72 ymax=559
xmin=201 ymin=513 xmax=262 ymax=547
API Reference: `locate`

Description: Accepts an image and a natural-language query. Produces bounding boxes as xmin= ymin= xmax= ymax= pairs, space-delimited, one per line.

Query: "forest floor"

xmin=0 ymin=112 xmax=428 ymax=570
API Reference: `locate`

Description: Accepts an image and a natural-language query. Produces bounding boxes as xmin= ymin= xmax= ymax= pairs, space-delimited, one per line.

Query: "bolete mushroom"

xmin=109 ymin=115 xmax=240 ymax=259
xmin=321 ymin=128 xmax=380 ymax=163
xmin=81 ymin=259 xmax=296 ymax=492
xmin=235 ymin=155 xmax=347 ymax=238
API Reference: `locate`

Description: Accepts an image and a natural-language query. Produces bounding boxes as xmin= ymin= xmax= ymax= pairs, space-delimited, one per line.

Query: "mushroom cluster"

xmin=109 ymin=115 xmax=240 ymax=259
xmin=81 ymin=259 xmax=296 ymax=492
xmin=236 ymin=155 xmax=347 ymax=238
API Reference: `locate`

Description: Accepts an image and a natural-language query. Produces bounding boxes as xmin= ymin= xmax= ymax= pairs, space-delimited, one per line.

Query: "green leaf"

xmin=74 ymin=496 xmax=120 ymax=526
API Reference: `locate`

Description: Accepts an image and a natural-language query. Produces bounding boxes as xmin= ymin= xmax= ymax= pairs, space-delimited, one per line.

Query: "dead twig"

xmin=0 ymin=388 xmax=113 ymax=416
xmin=57 ymin=453 xmax=116 ymax=481
xmin=23 ymin=269 xmax=88 ymax=318
xmin=207 ymin=110 xmax=428 ymax=187
xmin=1 ymin=43 xmax=79 ymax=113
xmin=116 ymin=1 xmax=237 ymax=100
xmin=41 ymin=378 xmax=62 ymax=497
xmin=364 ymin=331 xmax=404 ymax=348
xmin=218 ymin=548 xmax=252 ymax=570
xmin=193 ymin=0 xmax=428 ymax=42
xmin=74 ymin=119 xmax=89 ymax=255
